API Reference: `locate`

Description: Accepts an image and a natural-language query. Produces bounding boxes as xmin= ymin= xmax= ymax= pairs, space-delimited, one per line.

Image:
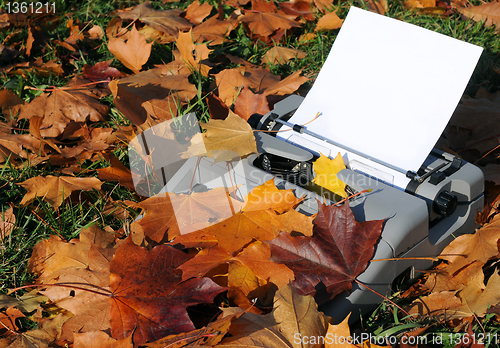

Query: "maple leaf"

xmin=458 ymin=2 xmax=500 ymax=28
xmin=184 ymin=110 xmax=258 ymax=162
xmin=262 ymin=46 xmax=307 ymax=65
xmin=131 ymin=187 xmax=243 ymax=242
xmin=325 ymin=313 xmax=391 ymax=348
xmin=82 ymin=60 xmax=124 ymax=82
xmin=0 ymin=307 xmax=24 ymax=338
xmin=18 ymin=175 xmax=103 ymax=208
xmin=87 ymin=25 xmax=104 ymax=40
xmin=409 ymin=272 xmax=500 ymax=319
xmin=0 ymin=89 xmax=24 ymax=122
xmin=96 ymin=153 xmax=135 ymax=191
xmin=315 ymin=11 xmax=344 ymax=31
xmin=242 ymin=178 xmax=303 ymax=213
xmin=59 ymin=128 xmax=113 ymax=159
xmin=280 ymin=1 xmax=316 ymax=21
xmin=0 ymin=205 xmax=15 ymax=239
xmin=179 ymin=242 xmax=295 ymax=291
xmin=241 ymin=7 xmax=301 ymax=39
xmin=17 ymin=89 xmax=108 ymax=138
xmin=65 ymin=18 xmax=84 ymax=45
xmin=109 ymin=237 xmax=225 ymax=346
xmin=0 ymin=290 xmax=48 ymax=313
xmin=143 ymin=312 xmax=239 ymax=348
xmin=233 ymin=87 xmax=270 ymax=121
xmin=214 ymin=66 xmax=280 ymax=107
xmin=184 ymin=0 xmax=213 ymax=24
xmin=117 ymin=1 xmax=192 ymax=39
xmin=404 ymin=0 xmax=436 ymax=9
xmin=423 ymin=219 xmax=500 ymax=293
xmin=218 ymin=284 xmax=329 ymax=348
xmin=108 ymin=25 xmax=152 ymax=74
xmin=166 ymin=29 xmax=213 ymax=76
xmin=267 ymin=201 xmax=384 ymax=304
xmin=311 ymin=153 xmax=347 ymax=198
xmin=174 ymin=207 xmax=312 ymax=254
xmin=28 ymin=227 xmax=115 ymax=343
xmin=73 ymin=331 xmax=133 ymax=348
xmin=109 ymin=68 xmax=197 ymax=125
xmin=192 ymin=15 xmax=239 ymax=45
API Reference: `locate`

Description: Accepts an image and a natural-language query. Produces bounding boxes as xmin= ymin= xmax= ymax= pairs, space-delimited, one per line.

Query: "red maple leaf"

xmin=267 ymin=201 xmax=384 ymax=304
xmin=109 ymin=237 xmax=226 ymax=346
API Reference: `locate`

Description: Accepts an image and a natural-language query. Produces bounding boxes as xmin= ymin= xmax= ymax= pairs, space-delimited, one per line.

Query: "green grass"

xmin=1 ymin=0 xmax=500 ymax=343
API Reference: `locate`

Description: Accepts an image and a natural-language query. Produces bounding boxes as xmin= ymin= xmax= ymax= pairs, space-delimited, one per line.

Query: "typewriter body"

xmin=130 ymin=6 xmax=485 ymax=322
xmin=130 ymin=94 xmax=483 ymax=322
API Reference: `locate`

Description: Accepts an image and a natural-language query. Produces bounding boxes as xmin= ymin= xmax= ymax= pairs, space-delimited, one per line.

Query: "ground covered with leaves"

xmin=2 ymin=0 xmax=500 ymax=347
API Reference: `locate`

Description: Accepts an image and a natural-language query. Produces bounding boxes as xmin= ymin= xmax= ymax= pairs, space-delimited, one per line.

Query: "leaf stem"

xmin=9 ymin=283 xmax=113 ymax=298
xmin=332 ymin=189 xmax=371 ymax=206
xmin=354 ymin=278 xmax=411 ymax=317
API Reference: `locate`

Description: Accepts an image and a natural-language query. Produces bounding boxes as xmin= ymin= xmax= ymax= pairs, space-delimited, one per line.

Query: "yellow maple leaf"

xmin=312 ymin=153 xmax=347 ymax=198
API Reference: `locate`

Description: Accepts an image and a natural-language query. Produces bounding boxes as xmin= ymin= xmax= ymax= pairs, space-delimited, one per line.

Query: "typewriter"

xmin=129 ymin=7 xmax=485 ymax=321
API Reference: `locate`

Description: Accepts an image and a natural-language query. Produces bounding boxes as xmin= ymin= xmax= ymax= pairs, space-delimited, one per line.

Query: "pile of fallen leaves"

xmin=2 ymin=0 xmax=500 ymax=347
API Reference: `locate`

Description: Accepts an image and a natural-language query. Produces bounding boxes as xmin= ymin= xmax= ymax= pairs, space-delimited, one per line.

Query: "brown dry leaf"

xmin=184 ymin=110 xmax=258 ymax=162
xmin=404 ymin=0 xmax=436 ymax=9
xmin=0 ymin=205 xmax=15 ymax=239
xmin=109 ymin=68 xmax=196 ymax=125
xmin=408 ymin=291 xmax=462 ymax=318
xmin=410 ymin=273 xmax=500 ymax=319
xmin=325 ymin=313 xmax=391 ymax=348
xmin=268 ymin=201 xmax=384 ymax=304
xmin=143 ymin=312 xmax=240 ymax=348
xmin=315 ymin=11 xmax=344 ymax=31
xmin=218 ymin=284 xmax=329 ymax=348
xmin=192 ymin=15 xmax=239 ymax=45
xmin=117 ymin=1 xmax=192 ymax=39
xmin=26 ymin=20 xmax=49 ymax=57
xmin=424 ymin=220 xmax=500 ymax=292
xmin=87 ymin=25 xmax=103 ymax=40
xmin=174 ymin=208 xmax=309 ymax=254
xmin=362 ymin=0 xmax=388 ymax=14
xmin=65 ymin=18 xmax=84 ymax=45
xmin=458 ymin=1 xmax=500 ymax=27
xmin=18 ymin=175 xmax=103 ymax=208
xmin=17 ymin=89 xmax=108 ymax=138
xmin=240 ymin=9 xmax=301 ymax=39
xmin=0 ymin=89 xmax=24 ymax=122
xmin=242 ymin=178 xmax=303 ymax=213
xmin=233 ymin=87 xmax=270 ymax=121
xmin=108 ymin=25 xmax=152 ymax=74
xmin=96 ymin=153 xmax=135 ymax=190
xmin=132 ymin=187 xmax=243 ymax=242
xmin=233 ymin=241 xmax=295 ymax=289
xmin=59 ymin=128 xmax=113 ymax=159
xmin=262 ymin=46 xmax=307 ymax=65
xmin=141 ymin=97 xmax=179 ymax=121
xmin=73 ymin=331 xmax=133 ymax=348
xmin=0 ymin=307 xmax=24 ymax=338
xmin=109 ymin=237 xmax=225 ymax=346
xmin=264 ymin=69 xmax=309 ymax=96
xmin=280 ymin=1 xmax=316 ymax=21
xmin=214 ymin=66 xmax=280 ymax=107
xmin=184 ymin=0 xmax=213 ymax=24
xmin=166 ymin=29 xmax=212 ymax=76
xmin=82 ymin=60 xmax=124 ymax=82
xmin=179 ymin=242 xmax=295 ymax=290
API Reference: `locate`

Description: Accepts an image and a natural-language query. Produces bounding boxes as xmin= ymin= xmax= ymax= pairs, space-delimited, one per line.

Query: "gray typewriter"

xmin=129 ymin=7 xmax=485 ymax=321
xmin=128 ymin=93 xmax=483 ymax=321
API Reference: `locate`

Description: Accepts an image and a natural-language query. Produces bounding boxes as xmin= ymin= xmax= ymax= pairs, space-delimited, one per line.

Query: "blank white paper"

xmin=279 ymin=7 xmax=483 ymax=189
